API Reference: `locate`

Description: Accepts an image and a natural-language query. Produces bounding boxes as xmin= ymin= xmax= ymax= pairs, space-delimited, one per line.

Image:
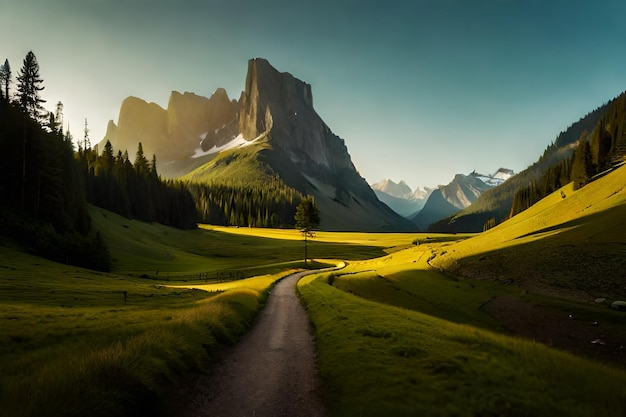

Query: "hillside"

xmin=430 ymin=97 xmax=616 ymax=232
xmin=432 ymin=163 xmax=626 ymax=297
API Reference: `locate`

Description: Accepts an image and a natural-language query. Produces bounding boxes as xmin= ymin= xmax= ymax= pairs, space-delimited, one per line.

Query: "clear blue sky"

xmin=3 ymin=0 xmax=626 ymax=188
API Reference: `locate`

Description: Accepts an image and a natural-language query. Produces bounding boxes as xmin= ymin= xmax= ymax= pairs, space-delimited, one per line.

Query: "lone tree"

xmin=294 ymin=196 xmax=320 ymax=264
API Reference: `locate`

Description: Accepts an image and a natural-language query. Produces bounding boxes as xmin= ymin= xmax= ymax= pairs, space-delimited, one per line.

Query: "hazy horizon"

xmin=3 ymin=0 xmax=626 ymax=189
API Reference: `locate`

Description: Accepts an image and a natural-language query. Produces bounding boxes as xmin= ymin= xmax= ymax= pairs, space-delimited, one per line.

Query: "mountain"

xmin=100 ymin=58 xmax=414 ymax=231
xmin=371 ymin=179 xmax=412 ymax=198
xmin=102 ymin=90 xmax=239 ymax=176
xmin=411 ymin=172 xmax=497 ymax=230
xmin=371 ymin=179 xmax=432 ymax=218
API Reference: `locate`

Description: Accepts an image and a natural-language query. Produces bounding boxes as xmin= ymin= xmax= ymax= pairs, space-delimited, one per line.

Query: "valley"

xmin=1 ymin=45 xmax=625 ymax=417
xmin=2 ymin=161 xmax=625 ymax=416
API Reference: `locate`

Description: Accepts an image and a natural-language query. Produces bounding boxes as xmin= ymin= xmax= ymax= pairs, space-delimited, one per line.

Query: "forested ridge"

xmin=509 ymin=92 xmax=626 ymax=217
xmin=79 ymin=140 xmax=197 ymax=230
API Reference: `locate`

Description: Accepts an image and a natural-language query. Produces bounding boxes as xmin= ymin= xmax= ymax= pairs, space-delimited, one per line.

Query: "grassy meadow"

xmin=0 ymin=208 xmax=417 ymax=416
xmin=0 ymin=243 xmax=295 ymax=417
xmin=298 ymin=268 xmax=626 ymax=416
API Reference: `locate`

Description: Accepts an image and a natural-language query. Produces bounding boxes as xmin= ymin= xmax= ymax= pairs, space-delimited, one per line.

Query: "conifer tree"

xmin=571 ymin=139 xmax=592 ymax=189
xmin=134 ymin=142 xmax=150 ymax=176
xmin=54 ymin=101 xmax=63 ymax=133
xmin=16 ymin=51 xmax=45 ymax=120
xmin=0 ymin=58 xmax=10 ymax=102
xmin=294 ymin=196 xmax=320 ymax=264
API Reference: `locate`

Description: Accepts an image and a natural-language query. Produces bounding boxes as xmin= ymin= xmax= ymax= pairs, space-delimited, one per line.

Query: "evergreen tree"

xmin=150 ymin=154 xmax=158 ymax=178
xmin=83 ymin=118 xmax=91 ymax=151
xmin=0 ymin=58 xmax=10 ymax=102
xmin=571 ymin=139 xmax=592 ymax=190
xmin=134 ymin=142 xmax=150 ymax=176
xmin=16 ymin=51 xmax=45 ymax=120
xmin=53 ymin=101 xmax=63 ymax=133
xmin=294 ymin=196 xmax=320 ymax=264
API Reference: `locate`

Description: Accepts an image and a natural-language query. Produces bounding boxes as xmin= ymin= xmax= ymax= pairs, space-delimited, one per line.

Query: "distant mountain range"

xmin=100 ymin=58 xmax=413 ymax=231
xmin=372 ymin=168 xmax=513 ymax=226
xmin=411 ymin=169 xmax=513 ymax=230
xmin=370 ymin=179 xmax=433 ymax=218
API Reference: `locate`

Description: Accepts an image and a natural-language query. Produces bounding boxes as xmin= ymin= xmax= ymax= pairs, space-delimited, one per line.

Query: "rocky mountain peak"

xmin=238 ymin=57 xmax=353 ymax=173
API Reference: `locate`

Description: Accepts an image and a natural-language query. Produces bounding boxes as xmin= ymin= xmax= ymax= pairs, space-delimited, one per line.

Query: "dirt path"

xmin=175 ymin=270 xmax=327 ymax=417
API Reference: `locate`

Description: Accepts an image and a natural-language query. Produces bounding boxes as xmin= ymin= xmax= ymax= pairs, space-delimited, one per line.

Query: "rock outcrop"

xmin=103 ymin=96 xmax=168 ymax=158
xmin=235 ymin=58 xmax=411 ymax=230
xmin=239 ymin=58 xmax=353 ymax=172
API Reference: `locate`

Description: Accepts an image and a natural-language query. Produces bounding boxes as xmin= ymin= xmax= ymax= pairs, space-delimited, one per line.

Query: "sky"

xmin=2 ymin=0 xmax=626 ymax=189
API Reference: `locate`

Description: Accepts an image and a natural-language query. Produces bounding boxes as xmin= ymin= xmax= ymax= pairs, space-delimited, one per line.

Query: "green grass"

xmin=298 ymin=272 xmax=626 ymax=416
xmin=292 ymin=164 xmax=626 ymax=416
xmin=0 ymin=207 xmax=417 ymax=416
xmin=0 ymin=243 xmax=289 ymax=417
xmin=4 ymin=161 xmax=625 ymax=417
xmin=90 ymin=207 xmax=403 ymax=278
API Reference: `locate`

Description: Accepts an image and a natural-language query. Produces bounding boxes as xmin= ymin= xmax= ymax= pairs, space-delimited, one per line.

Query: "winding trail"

xmin=178 ymin=270 xmax=327 ymax=417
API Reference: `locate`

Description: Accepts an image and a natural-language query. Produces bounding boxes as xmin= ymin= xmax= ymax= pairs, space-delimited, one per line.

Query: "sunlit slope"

xmin=90 ymin=207 xmax=393 ymax=277
xmin=433 ymin=164 xmax=626 ymax=295
xmin=205 ymin=225 xmax=436 ymax=248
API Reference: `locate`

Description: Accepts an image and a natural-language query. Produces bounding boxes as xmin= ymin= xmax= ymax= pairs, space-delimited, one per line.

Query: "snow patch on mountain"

xmin=472 ymin=168 xmax=514 ymax=187
xmin=191 ymin=133 xmax=255 ymax=158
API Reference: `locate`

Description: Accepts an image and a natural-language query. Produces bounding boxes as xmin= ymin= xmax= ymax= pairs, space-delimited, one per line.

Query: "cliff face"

xmin=104 ymin=96 xmax=168 ymax=158
xmin=239 ymin=58 xmax=353 ymax=173
xmin=233 ymin=58 xmax=411 ymax=230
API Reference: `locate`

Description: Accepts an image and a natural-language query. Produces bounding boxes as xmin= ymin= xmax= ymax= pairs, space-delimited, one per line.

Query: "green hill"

xmin=433 ymin=163 xmax=626 ymax=297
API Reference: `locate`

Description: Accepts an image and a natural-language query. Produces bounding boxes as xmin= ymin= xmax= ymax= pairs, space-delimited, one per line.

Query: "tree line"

xmin=0 ymin=52 xmax=110 ymax=271
xmin=78 ymin=140 xmax=197 ymax=229
xmin=186 ymin=180 xmax=303 ymax=228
